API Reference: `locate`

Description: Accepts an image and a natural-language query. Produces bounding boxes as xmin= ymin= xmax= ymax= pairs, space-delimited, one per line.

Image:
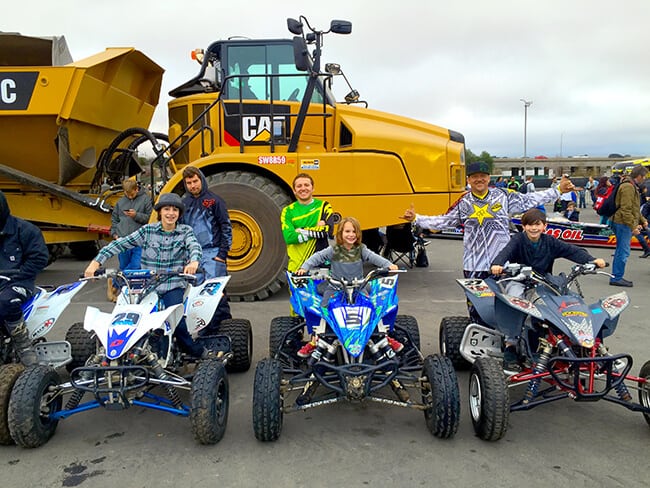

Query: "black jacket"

xmin=492 ymin=232 xmax=594 ymax=275
xmin=0 ymin=192 xmax=49 ymax=290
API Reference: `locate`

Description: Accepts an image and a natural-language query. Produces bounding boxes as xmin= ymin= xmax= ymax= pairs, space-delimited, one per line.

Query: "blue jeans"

xmin=199 ymin=248 xmax=232 ymax=333
xmin=160 ymin=287 xmax=203 ymax=357
xmin=611 ymin=222 xmax=632 ymax=281
xmin=118 ymin=247 xmax=142 ymax=271
xmin=114 ymin=247 xmax=143 ymax=292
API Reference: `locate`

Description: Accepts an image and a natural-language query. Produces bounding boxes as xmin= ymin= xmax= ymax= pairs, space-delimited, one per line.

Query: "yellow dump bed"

xmin=0 ymin=34 xmax=163 ymax=186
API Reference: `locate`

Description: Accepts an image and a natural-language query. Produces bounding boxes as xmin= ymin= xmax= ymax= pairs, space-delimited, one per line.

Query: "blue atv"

xmin=252 ymin=268 xmax=460 ymax=441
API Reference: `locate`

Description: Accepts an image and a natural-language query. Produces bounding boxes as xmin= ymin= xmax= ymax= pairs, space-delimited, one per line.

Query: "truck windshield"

xmin=223 ymin=42 xmax=332 ymax=104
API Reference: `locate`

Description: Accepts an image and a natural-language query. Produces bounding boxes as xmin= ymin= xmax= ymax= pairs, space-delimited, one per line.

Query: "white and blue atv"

xmin=252 ymin=268 xmax=460 ymax=441
xmin=7 ymin=268 xmax=252 ymax=448
xmin=0 ymin=271 xmax=87 ymax=445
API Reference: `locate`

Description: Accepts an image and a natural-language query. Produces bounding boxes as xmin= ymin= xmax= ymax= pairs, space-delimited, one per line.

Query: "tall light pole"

xmin=520 ymin=98 xmax=533 ymax=178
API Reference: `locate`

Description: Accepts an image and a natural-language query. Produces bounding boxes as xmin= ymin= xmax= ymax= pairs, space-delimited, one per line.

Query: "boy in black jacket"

xmin=490 ymin=208 xmax=605 ymax=368
xmin=491 ymin=208 xmax=605 ymax=278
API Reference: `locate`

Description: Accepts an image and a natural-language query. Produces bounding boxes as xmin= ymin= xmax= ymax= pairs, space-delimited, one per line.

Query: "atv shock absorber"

xmin=597 ymin=344 xmax=632 ymax=401
xmin=146 ymin=353 xmax=182 ymax=408
xmin=65 ymin=353 xmax=102 ymax=410
xmin=523 ymin=338 xmax=553 ymax=403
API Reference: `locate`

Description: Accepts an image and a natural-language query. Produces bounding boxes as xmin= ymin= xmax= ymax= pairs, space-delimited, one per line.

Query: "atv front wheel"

xmin=638 ymin=360 xmax=650 ymax=427
xmin=421 ymin=354 xmax=460 ymax=439
xmin=65 ymin=322 xmax=96 ymax=372
xmin=8 ymin=365 xmax=62 ymax=448
xmin=439 ymin=316 xmax=471 ymax=370
xmin=269 ymin=316 xmax=303 ymax=358
xmin=469 ymin=357 xmax=509 ymax=441
xmin=218 ymin=319 xmax=252 ymax=373
xmin=190 ymin=360 xmax=229 ymax=444
xmin=0 ymin=364 xmax=25 ymax=445
xmin=252 ymin=358 xmax=283 ymax=441
xmin=393 ymin=315 xmax=420 ymax=350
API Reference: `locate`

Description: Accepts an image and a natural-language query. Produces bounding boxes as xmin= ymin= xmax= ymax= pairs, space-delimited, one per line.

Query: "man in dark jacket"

xmin=0 ymin=191 xmax=49 ymax=365
xmin=181 ymin=167 xmax=232 ymax=330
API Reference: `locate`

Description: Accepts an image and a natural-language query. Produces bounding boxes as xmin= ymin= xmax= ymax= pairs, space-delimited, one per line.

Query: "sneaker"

xmin=297 ymin=341 xmax=316 ymax=358
xmin=386 ymin=336 xmax=404 ymax=353
xmin=640 ymin=251 xmax=650 ymax=258
xmin=609 ymin=278 xmax=633 ymax=287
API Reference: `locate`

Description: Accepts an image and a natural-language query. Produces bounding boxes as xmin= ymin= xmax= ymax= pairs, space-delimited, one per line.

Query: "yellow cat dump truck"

xmin=0 ymin=17 xmax=466 ymax=301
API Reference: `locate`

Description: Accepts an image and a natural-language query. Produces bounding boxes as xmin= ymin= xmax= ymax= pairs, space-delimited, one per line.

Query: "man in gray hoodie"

xmin=108 ymin=179 xmax=152 ymax=300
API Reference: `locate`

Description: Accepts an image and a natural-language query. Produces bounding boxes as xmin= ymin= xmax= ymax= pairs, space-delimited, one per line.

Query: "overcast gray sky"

xmin=4 ymin=0 xmax=649 ymax=157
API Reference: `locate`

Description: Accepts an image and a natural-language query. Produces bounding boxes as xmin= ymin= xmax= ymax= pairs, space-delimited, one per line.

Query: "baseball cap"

xmin=466 ymin=161 xmax=490 ymax=176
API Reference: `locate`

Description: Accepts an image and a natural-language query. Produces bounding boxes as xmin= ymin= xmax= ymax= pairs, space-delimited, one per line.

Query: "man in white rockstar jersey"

xmin=403 ymin=162 xmax=574 ymax=278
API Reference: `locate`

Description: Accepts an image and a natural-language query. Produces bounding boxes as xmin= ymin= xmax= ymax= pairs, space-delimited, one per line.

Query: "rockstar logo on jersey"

xmin=469 ymin=203 xmax=494 ymax=225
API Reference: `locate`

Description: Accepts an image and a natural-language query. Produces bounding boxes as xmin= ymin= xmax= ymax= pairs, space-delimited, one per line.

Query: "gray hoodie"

xmin=110 ymin=190 xmax=153 ymax=237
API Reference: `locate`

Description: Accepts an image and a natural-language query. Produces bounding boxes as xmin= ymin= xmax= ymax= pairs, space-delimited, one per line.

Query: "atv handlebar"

xmin=291 ymin=267 xmax=404 ymax=290
xmin=497 ymin=262 xmax=613 ymax=295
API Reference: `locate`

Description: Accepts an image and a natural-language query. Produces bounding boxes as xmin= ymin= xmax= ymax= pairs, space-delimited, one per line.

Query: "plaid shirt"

xmin=95 ymin=222 xmax=202 ymax=293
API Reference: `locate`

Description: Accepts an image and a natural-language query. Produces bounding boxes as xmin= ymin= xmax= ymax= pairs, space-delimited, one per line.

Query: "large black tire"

xmin=0 ymin=364 xmax=25 ymax=445
xmin=439 ymin=316 xmax=471 ymax=370
xmin=218 ymin=319 xmax=252 ymax=373
xmin=469 ymin=357 xmax=509 ymax=441
xmin=68 ymin=241 xmax=100 ymax=261
xmin=190 ymin=360 xmax=229 ymax=444
xmin=269 ymin=316 xmax=303 ymax=358
xmin=421 ymin=354 xmax=460 ymax=439
xmin=638 ymin=360 xmax=650 ymax=427
xmin=8 ymin=365 xmax=62 ymax=448
xmin=252 ymin=358 xmax=283 ymax=441
xmin=206 ymin=171 xmax=292 ymax=301
xmin=393 ymin=315 xmax=421 ymax=350
xmin=65 ymin=322 xmax=96 ymax=373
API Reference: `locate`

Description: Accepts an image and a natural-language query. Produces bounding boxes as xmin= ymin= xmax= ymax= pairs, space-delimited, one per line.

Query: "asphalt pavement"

xmin=1 ymin=203 xmax=649 ymax=488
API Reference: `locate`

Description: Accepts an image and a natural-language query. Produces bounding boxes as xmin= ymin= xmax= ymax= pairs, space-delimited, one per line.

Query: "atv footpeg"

xmin=197 ymin=334 xmax=231 ymax=354
xmin=35 ymin=340 xmax=72 ymax=369
xmin=459 ymin=323 xmax=503 ymax=364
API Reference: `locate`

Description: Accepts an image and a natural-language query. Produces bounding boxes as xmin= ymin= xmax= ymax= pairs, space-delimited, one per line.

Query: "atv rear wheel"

xmin=8 ymin=365 xmax=62 ymax=448
xmin=218 ymin=318 xmax=253 ymax=373
xmin=65 ymin=322 xmax=96 ymax=373
xmin=206 ymin=171 xmax=291 ymax=301
xmin=252 ymin=358 xmax=283 ymax=441
xmin=421 ymin=354 xmax=460 ymax=439
xmin=439 ymin=316 xmax=471 ymax=370
xmin=190 ymin=360 xmax=229 ymax=445
xmin=469 ymin=357 xmax=509 ymax=441
xmin=269 ymin=316 xmax=303 ymax=358
xmin=393 ymin=315 xmax=420 ymax=350
xmin=638 ymin=360 xmax=650 ymax=427
xmin=0 ymin=364 xmax=25 ymax=445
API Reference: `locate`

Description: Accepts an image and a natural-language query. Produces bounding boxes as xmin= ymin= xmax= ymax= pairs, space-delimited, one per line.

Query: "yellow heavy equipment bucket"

xmin=0 ymin=37 xmax=163 ymax=186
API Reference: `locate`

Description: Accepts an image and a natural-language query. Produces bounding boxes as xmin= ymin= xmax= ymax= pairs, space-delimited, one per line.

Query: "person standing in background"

xmin=108 ymin=179 xmax=152 ymax=301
